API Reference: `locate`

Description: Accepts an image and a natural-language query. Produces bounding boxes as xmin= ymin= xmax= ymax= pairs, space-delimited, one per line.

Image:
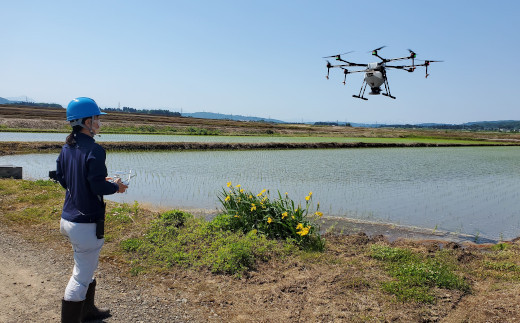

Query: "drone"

xmin=324 ymin=46 xmax=442 ymax=100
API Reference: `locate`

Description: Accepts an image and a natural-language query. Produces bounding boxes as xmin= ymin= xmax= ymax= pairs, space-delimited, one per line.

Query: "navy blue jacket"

xmin=56 ymin=132 xmax=119 ymax=223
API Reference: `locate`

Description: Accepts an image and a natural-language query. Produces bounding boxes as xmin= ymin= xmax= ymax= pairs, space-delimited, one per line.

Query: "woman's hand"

xmin=113 ymin=178 xmax=128 ymax=193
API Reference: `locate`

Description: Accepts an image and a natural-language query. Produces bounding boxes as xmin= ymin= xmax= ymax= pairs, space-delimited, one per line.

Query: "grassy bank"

xmin=2 ymin=140 xmax=518 ymax=156
xmin=2 ymin=178 xmax=520 ymax=321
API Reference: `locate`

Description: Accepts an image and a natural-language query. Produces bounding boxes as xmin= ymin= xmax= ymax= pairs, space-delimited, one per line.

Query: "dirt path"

xmin=0 ymin=228 xmax=194 ymax=323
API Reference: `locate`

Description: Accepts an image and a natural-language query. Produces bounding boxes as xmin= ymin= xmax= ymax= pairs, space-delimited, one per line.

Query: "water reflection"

xmin=2 ymin=147 xmax=519 ymax=240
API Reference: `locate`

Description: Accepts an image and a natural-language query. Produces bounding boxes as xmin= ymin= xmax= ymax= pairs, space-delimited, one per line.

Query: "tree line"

xmin=103 ymin=107 xmax=181 ymax=117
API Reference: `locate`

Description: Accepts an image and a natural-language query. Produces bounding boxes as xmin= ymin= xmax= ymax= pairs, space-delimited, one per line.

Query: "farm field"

xmin=2 ymin=104 xmax=520 ymax=141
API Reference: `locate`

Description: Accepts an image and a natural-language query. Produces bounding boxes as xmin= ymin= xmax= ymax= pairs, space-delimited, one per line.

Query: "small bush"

xmin=160 ymin=210 xmax=193 ymax=228
xmin=217 ymin=183 xmax=324 ymax=251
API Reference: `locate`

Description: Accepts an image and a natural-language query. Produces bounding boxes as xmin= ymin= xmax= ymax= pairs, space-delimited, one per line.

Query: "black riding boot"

xmin=61 ymin=299 xmax=84 ymax=323
xmin=82 ymin=279 xmax=111 ymax=322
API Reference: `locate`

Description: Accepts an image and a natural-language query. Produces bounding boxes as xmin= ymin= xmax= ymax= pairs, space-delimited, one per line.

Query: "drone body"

xmin=324 ymin=47 xmax=442 ymax=100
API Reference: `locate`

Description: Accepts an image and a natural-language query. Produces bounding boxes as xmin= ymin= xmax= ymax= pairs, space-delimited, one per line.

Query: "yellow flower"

xmin=226 ymin=181 xmax=232 ymax=187
xmin=267 ymin=217 xmax=272 ymax=224
xmin=296 ymin=223 xmax=304 ymax=230
xmin=281 ymin=212 xmax=288 ymax=219
xmin=305 ymin=195 xmax=310 ymax=201
xmin=234 ymin=215 xmax=240 ymax=218
xmin=297 ymin=226 xmax=310 ymax=236
xmin=248 ymin=195 xmax=253 ymax=199
xmin=262 ymin=196 xmax=267 ymax=202
xmin=225 ymin=195 xmax=230 ymax=202
xmin=285 ymin=192 xmax=288 ymax=196
xmin=257 ymin=189 xmax=266 ymax=197
xmin=295 ymin=208 xmax=299 ymax=212
xmin=309 ymin=191 xmax=313 ymax=196
xmin=315 ymin=211 xmax=323 ymax=217
xmin=292 ymin=215 xmax=295 ymax=219
xmin=240 ymin=189 xmax=244 ymax=193
xmin=250 ymin=203 xmax=256 ymax=211
xmin=235 ymin=184 xmax=241 ymax=188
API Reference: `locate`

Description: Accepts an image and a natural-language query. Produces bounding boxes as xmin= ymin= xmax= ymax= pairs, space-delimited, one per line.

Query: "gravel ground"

xmin=0 ymin=227 xmax=195 ymax=323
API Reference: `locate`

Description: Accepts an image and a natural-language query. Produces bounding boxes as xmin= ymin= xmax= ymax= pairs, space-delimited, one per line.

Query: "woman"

xmin=56 ymin=97 xmax=128 ymax=322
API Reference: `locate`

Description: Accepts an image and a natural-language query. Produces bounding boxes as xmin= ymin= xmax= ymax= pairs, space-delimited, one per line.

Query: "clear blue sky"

xmin=1 ymin=1 xmax=519 ymax=124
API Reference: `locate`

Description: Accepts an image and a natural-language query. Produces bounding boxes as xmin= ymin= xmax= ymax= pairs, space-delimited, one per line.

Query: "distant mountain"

xmin=6 ymin=96 xmax=35 ymax=102
xmin=0 ymin=97 xmax=63 ymax=109
xmin=182 ymin=112 xmax=285 ymax=123
xmin=381 ymin=120 xmax=520 ymax=131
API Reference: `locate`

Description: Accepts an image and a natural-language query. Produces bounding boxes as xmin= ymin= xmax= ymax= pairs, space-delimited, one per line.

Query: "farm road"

xmin=0 ymin=227 xmax=193 ymax=322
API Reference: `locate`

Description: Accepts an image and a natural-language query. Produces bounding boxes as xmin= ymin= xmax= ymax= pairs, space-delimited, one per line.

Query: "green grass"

xmin=1 ymin=179 xmax=63 ymax=224
xmin=122 ymin=209 xmax=283 ymax=277
xmin=370 ymin=244 xmax=470 ymax=303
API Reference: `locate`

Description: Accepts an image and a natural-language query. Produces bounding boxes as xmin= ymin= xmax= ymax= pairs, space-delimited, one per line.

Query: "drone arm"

xmin=385 ymin=56 xmax=413 ymax=63
xmin=336 ymin=58 xmax=367 ymax=67
xmin=386 ymin=65 xmax=416 ymax=72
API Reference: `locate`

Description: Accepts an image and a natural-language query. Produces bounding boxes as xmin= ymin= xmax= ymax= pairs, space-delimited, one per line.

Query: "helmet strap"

xmin=69 ymin=116 xmax=97 ymax=137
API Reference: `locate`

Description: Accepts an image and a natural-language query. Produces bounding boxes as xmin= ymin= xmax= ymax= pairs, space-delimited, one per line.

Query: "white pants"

xmin=60 ymin=218 xmax=104 ymax=302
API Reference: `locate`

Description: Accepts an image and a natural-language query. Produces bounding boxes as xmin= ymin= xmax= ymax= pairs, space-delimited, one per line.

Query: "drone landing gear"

xmin=353 ymin=81 xmax=368 ymax=100
xmin=382 ymin=93 xmax=396 ymax=99
xmin=381 ymin=72 xmax=396 ymax=99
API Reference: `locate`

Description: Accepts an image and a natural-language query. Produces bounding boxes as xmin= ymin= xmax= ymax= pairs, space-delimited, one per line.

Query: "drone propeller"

xmin=407 ymin=49 xmax=417 ymax=58
xmin=341 ymin=68 xmax=349 ymax=85
xmin=370 ymin=46 xmax=386 ymax=55
xmin=326 ymin=61 xmax=332 ymax=79
xmin=406 ymin=49 xmax=417 ymax=70
xmin=416 ymin=60 xmax=443 ymax=78
xmin=322 ymin=51 xmax=354 ymax=59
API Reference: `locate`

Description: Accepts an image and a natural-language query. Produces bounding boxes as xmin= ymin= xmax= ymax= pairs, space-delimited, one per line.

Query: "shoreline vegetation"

xmin=1 ymin=178 xmax=520 ymax=321
xmin=2 ymin=140 xmax=520 ymax=156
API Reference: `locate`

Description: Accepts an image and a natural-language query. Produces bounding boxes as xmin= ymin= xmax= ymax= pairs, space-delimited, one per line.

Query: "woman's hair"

xmin=65 ymin=117 xmax=90 ymax=146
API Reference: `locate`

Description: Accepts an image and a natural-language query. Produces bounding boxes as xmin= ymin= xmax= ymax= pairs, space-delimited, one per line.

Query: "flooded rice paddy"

xmin=2 ymin=146 xmax=519 ymax=241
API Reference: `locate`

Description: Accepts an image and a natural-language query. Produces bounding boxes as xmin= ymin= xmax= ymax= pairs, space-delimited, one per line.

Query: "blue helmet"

xmin=66 ymin=97 xmax=106 ymax=121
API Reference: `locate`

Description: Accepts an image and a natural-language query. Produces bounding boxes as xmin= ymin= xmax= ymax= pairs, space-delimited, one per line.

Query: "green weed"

xmin=370 ymin=244 xmax=470 ymax=303
xmin=185 ymin=126 xmax=221 ymax=135
xmin=484 ymin=261 xmax=520 ymax=272
xmin=491 ymin=243 xmax=510 ymax=251
xmin=121 ymin=238 xmax=143 ymax=252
